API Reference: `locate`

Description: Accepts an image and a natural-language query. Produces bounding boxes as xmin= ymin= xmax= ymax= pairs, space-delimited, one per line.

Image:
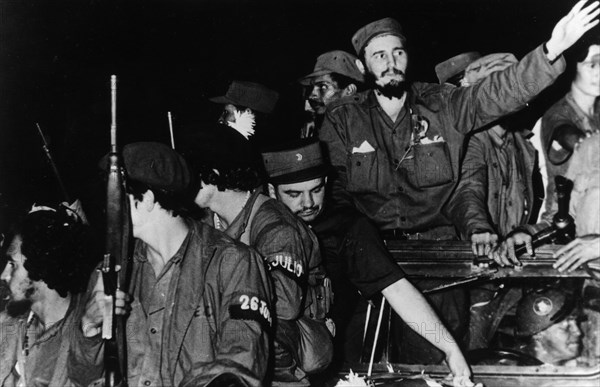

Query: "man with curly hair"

xmin=0 ymin=206 xmax=99 ymax=386
xmin=184 ymin=124 xmax=331 ymax=386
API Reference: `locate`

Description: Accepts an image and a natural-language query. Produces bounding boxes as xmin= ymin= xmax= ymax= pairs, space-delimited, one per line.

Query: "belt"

xmin=380 ymin=229 xmax=426 ymax=240
xmin=379 ymin=225 xmax=457 ymax=241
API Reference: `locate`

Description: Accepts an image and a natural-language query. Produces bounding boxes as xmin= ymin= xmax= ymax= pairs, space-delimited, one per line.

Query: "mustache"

xmin=380 ymin=68 xmax=405 ymax=78
xmin=297 ymin=206 xmax=319 ymax=214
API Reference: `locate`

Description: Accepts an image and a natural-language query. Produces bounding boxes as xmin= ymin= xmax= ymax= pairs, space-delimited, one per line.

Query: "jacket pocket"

xmin=347 ymin=151 xmax=378 ymax=193
xmin=412 ymin=142 xmax=454 ymax=188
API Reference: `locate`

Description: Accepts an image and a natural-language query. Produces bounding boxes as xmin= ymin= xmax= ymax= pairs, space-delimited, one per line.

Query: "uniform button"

xmin=397 ymin=186 xmax=404 ymax=192
xmin=392 ymin=130 xmax=397 ymax=135
xmin=492 ymin=163 xmax=498 ymax=168
xmin=317 ymin=294 xmax=323 ymax=300
xmin=400 ymin=216 xmax=407 ymax=221
xmin=356 ymin=161 xmax=361 ymax=166
xmin=394 ymin=158 xmax=400 ymax=164
xmin=494 ymin=193 xmax=499 ymax=199
xmin=150 ymin=328 xmax=157 ymax=334
xmin=309 ymin=313 xmax=314 ymax=318
xmin=144 ymin=381 xmax=151 ymax=386
xmin=524 ymin=210 xmax=529 ymax=215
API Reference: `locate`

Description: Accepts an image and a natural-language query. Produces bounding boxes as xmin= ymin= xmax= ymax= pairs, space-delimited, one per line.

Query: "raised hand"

xmin=546 ymin=0 xmax=600 ymax=60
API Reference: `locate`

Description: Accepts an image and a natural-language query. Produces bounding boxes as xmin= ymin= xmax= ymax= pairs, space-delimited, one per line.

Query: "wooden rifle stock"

xmin=102 ymin=75 xmax=130 ymax=387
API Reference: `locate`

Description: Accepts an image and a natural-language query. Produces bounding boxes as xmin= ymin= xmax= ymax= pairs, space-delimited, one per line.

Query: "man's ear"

xmin=355 ymin=59 xmax=366 ymax=75
xmin=142 ymin=190 xmax=156 ymax=212
xmin=267 ymin=183 xmax=277 ymax=200
xmin=342 ymin=84 xmax=357 ymax=97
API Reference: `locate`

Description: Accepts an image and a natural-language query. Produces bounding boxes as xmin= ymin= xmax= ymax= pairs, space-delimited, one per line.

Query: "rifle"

xmin=101 ymin=75 xmax=131 ymax=387
xmin=35 ymin=123 xmax=70 ymax=202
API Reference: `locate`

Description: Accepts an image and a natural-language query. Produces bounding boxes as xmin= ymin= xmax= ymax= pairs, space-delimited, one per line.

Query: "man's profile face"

xmin=218 ymin=104 xmax=239 ymax=125
xmin=307 ymin=74 xmax=344 ymax=115
xmin=1 ymin=235 xmax=35 ymax=308
xmin=536 ymin=315 xmax=582 ymax=364
xmin=574 ymin=44 xmax=600 ymax=98
xmin=274 ymin=177 xmax=326 ymax=223
xmin=363 ymin=34 xmax=408 ymax=91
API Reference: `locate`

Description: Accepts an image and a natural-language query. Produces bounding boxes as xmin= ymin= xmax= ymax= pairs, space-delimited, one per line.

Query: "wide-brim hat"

xmin=435 ymin=52 xmax=481 ymax=84
xmin=351 ymin=17 xmax=405 ymax=55
xmin=209 ymin=80 xmax=279 ymax=114
xmin=463 ymin=53 xmax=518 ymax=85
xmin=299 ymin=50 xmax=365 ymax=86
xmin=262 ymin=139 xmax=330 ymax=185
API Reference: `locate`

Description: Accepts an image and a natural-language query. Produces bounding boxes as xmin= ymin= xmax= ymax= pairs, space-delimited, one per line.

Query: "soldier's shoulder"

xmin=412 ymin=81 xmax=454 ymax=101
xmin=326 ymin=90 xmax=371 ymax=112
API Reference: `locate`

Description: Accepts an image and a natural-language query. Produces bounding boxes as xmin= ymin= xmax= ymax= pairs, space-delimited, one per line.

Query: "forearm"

xmin=381 ymin=278 xmax=462 ymax=357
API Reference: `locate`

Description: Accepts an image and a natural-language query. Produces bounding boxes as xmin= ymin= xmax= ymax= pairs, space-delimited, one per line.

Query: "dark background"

xmin=0 ymin=0 xmax=582 ymax=223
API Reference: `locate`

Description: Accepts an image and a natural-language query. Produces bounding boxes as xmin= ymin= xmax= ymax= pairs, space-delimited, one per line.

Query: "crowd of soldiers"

xmin=0 ymin=1 xmax=599 ymax=386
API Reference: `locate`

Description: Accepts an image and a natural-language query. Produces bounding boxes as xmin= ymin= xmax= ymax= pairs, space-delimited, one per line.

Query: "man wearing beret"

xmin=71 ymin=142 xmax=273 ymax=387
xmin=299 ymin=50 xmax=365 ymax=137
xmin=441 ymin=52 xmax=543 ymax=350
xmin=183 ymin=125 xmax=331 ymax=386
xmin=210 ymin=80 xmax=279 ymax=141
xmin=261 ymin=139 xmax=475 ymax=383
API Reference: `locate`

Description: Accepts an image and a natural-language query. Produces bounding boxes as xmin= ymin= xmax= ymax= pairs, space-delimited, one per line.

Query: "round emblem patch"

xmin=533 ymin=297 xmax=554 ymax=316
xmin=296 ymin=153 xmax=303 ymax=161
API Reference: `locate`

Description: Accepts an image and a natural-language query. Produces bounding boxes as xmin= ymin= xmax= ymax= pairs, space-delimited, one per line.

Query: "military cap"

xmin=351 ymin=17 xmax=405 ymax=55
xmin=299 ymin=50 xmax=365 ymax=86
xmin=209 ymin=80 xmax=279 ymax=114
xmin=435 ymin=52 xmax=481 ymax=84
xmin=516 ymin=288 xmax=577 ymax=337
xmin=108 ymin=142 xmax=191 ymax=192
xmin=262 ymin=140 xmax=330 ymax=185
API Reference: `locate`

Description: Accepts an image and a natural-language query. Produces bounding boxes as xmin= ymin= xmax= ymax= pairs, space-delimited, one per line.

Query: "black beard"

xmin=7 ymin=299 xmax=32 ymax=317
xmin=365 ymin=71 xmax=408 ymax=99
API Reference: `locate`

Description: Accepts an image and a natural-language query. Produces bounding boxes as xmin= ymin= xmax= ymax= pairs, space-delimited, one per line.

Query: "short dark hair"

xmin=18 ymin=207 xmax=99 ymax=297
xmin=127 ymin=178 xmax=193 ymax=217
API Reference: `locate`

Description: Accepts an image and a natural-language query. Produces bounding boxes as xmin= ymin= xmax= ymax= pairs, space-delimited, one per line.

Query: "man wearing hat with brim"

xmin=71 ymin=142 xmax=273 ymax=387
xmin=299 ymin=50 xmax=365 ymax=137
xmin=210 ymin=80 xmax=279 ymax=140
xmin=262 ymin=139 xmax=473 ymax=381
xmin=317 ymin=2 xmax=597 ymax=383
xmin=441 ymin=52 xmax=543 ymax=351
xmin=182 ymin=125 xmax=331 ymax=386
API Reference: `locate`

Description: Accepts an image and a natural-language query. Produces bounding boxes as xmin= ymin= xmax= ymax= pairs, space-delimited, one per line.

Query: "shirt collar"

xmin=225 ymin=189 xmax=260 ymax=241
